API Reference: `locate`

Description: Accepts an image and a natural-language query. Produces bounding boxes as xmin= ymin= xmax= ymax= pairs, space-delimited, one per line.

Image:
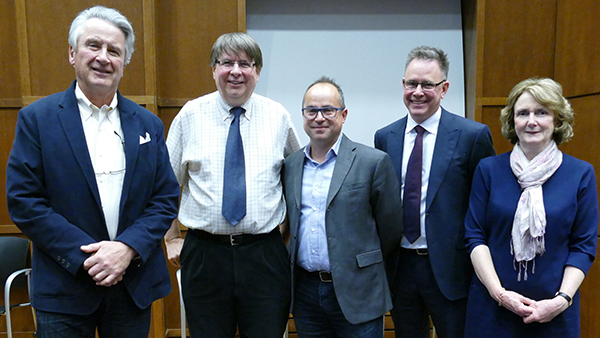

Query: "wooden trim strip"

xmin=157 ymin=98 xmax=193 ymax=108
xmin=238 ymin=0 xmax=246 ymax=32
xmin=479 ymin=97 xmax=507 ymax=106
xmin=143 ymin=0 xmax=158 ymax=115
xmin=15 ymin=0 xmax=31 ymax=97
xmin=0 ymin=224 xmax=21 ymax=234
xmin=0 ymin=98 xmax=24 ymax=108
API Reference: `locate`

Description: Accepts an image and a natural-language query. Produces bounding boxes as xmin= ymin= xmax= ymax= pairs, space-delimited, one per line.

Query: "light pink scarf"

xmin=509 ymin=141 xmax=562 ymax=281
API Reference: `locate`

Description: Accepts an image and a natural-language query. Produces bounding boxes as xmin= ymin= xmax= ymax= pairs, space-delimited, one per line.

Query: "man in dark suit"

xmin=5 ymin=6 xmax=179 ymax=338
xmin=374 ymin=46 xmax=495 ymax=338
xmin=283 ymin=77 xmax=402 ymax=337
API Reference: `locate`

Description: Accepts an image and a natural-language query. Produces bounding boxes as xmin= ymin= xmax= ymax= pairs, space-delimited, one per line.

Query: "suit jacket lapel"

xmin=327 ymin=134 xmax=356 ymax=207
xmin=117 ymin=94 xmax=140 ymax=218
xmin=57 ymin=82 xmax=102 ymax=208
xmin=289 ymin=149 xmax=305 ymax=211
xmin=390 ymin=118 xmax=407 ymax=185
xmin=427 ymin=109 xmax=460 ymax=209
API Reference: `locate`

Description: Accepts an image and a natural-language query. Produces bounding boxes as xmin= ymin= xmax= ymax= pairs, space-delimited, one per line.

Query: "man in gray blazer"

xmin=283 ymin=76 xmax=403 ymax=337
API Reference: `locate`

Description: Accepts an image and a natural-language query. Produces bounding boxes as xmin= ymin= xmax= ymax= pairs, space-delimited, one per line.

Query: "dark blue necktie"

xmin=222 ymin=107 xmax=246 ymax=226
xmin=403 ymin=125 xmax=425 ymax=243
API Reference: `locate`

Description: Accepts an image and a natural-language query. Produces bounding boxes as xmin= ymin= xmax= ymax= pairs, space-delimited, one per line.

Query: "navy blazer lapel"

xmin=327 ymin=135 xmax=356 ymax=207
xmin=57 ymin=82 xmax=102 ymax=207
xmin=390 ymin=118 xmax=407 ymax=184
xmin=427 ymin=109 xmax=460 ymax=209
xmin=117 ymin=93 xmax=141 ymax=214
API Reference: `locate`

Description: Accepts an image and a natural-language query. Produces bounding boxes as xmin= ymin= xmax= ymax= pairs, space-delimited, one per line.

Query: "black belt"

xmin=401 ymin=248 xmax=428 ymax=256
xmin=297 ymin=266 xmax=333 ymax=282
xmin=190 ymin=228 xmax=278 ymax=247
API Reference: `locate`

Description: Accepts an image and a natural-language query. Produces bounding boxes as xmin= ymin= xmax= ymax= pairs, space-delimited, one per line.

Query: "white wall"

xmin=247 ymin=0 xmax=464 ymax=147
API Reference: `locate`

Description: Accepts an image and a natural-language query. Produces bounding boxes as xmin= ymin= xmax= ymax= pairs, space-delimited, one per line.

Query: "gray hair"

xmin=69 ymin=6 xmax=135 ymax=65
xmin=210 ymin=33 xmax=263 ymax=71
xmin=303 ymin=76 xmax=346 ymax=108
xmin=405 ymin=46 xmax=449 ymax=79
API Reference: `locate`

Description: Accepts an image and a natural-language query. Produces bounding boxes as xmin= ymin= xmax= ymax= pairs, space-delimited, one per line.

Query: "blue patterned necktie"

xmin=222 ymin=107 xmax=246 ymax=226
xmin=403 ymin=125 xmax=425 ymax=243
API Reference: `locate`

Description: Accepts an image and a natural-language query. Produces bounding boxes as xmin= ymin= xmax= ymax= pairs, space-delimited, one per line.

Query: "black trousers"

xmin=181 ymin=229 xmax=291 ymax=338
xmin=390 ymin=248 xmax=467 ymax=338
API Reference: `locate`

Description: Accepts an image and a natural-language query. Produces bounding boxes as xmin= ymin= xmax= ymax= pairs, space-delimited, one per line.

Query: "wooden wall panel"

xmin=555 ymin=0 xmax=600 ymax=98
xmin=480 ymin=105 xmax=512 ymax=154
xmin=0 ymin=0 xmax=20 ymax=99
xmin=560 ymin=95 xmax=600 ymax=175
xmin=23 ymin=0 xmax=146 ymax=97
xmin=156 ymin=0 xmax=241 ymax=102
xmin=482 ymin=1 xmax=556 ymax=98
xmin=0 ymin=110 xmax=19 ymax=226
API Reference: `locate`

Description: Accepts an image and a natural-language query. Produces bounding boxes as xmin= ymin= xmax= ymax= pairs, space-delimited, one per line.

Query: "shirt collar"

xmin=303 ymin=133 xmax=343 ymax=163
xmin=75 ymin=82 xmax=118 ymax=120
xmin=406 ymin=106 xmax=442 ymax=135
xmin=217 ymin=92 xmax=253 ymax=122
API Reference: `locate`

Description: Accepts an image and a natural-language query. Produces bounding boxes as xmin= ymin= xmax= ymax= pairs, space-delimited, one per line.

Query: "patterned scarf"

xmin=509 ymin=141 xmax=562 ymax=281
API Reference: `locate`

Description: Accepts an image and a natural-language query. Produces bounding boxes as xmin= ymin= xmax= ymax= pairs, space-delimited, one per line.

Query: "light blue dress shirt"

xmin=296 ymin=136 xmax=342 ymax=272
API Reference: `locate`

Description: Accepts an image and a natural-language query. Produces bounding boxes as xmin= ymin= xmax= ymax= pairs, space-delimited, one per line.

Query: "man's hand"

xmin=165 ymin=237 xmax=184 ymax=267
xmin=81 ymin=241 xmax=137 ymax=287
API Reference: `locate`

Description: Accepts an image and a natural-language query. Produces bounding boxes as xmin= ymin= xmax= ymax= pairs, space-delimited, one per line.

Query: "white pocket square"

xmin=139 ymin=132 xmax=151 ymax=145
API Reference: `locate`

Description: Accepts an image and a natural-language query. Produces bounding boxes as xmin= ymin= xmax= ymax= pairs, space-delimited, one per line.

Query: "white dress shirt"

xmin=167 ymin=92 xmax=301 ymax=235
xmin=401 ymin=108 xmax=441 ymax=249
xmin=76 ymin=84 xmax=125 ymax=240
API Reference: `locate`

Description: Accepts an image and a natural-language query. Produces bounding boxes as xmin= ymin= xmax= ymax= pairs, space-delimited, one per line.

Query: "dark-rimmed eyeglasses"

xmin=403 ymin=79 xmax=446 ymax=91
xmin=301 ymin=107 xmax=344 ymax=120
xmin=215 ymin=60 xmax=256 ymax=70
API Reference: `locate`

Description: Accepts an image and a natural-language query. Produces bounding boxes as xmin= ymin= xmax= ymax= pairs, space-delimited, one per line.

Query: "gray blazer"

xmin=283 ymin=134 xmax=402 ymax=324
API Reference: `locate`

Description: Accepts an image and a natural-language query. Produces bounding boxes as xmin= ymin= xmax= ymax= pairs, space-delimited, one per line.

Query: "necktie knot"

xmin=414 ymin=125 xmax=426 ymax=136
xmin=231 ymin=107 xmax=244 ymax=121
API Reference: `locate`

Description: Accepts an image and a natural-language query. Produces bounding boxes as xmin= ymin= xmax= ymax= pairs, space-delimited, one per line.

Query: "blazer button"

xmin=57 ymin=256 xmax=62 ymax=261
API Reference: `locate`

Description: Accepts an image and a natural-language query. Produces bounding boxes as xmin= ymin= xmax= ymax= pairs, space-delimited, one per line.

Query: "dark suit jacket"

xmin=6 ymin=81 xmax=180 ymax=314
xmin=374 ymin=108 xmax=495 ymax=300
xmin=284 ymin=134 xmax=403 ymax=324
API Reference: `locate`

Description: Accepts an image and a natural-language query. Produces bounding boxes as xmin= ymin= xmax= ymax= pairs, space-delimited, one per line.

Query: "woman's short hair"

xmin=69 ymin=6 xmax=135 ymax=65
xmin=500 ymin=77 xmax=574 ymax=145
xmin=210 ymin=33 xmax=263 ymax=71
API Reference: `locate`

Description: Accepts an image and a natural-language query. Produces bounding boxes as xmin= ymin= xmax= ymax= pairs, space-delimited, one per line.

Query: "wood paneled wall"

xmin=2 ymin=0 xmax=600 ymax=337
xmin=465 ymin=1 xmax=600 ymax=337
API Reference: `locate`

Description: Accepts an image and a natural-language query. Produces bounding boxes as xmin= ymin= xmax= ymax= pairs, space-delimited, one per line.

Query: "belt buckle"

xmin=229 ymin=234 xmax=242 ymax=246
xmin=415 ymin=249 xmax=428 ymax=256
xmin=318 ymin=271 xmax=333 ymax=282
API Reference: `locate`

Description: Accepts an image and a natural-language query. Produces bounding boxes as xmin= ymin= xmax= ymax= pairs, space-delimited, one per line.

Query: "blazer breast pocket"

xmin=339 ymin=180 xmax=368 ymax=193
xmin=356 ymin=249 xmax=383 ymax=268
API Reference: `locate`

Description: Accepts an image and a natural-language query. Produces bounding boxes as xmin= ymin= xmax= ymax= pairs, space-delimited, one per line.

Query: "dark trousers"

xmin=36 ymin=283 xmax=151 ymax=338
xmin=181 ymin=229 xmax=291 ymax=338
xmin=293 ymin=268 xmax=384 ymax=338
xmin=390 ymin=249 xmax=467 ymax=338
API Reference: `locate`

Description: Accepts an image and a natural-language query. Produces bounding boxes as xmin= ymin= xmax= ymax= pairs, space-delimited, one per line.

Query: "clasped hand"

xmin=500 ymin=290 xmax=569 ymax=324
xmin=81 ymin=241 xmax=136 ymax=287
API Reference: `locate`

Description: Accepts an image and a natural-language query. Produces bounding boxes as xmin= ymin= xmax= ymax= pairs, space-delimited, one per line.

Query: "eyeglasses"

xmin=215 ymin=60 xmax=256 ymax=70
xmin=403 ymin=79 xmax=446 ymax=91
xmin=302 ymin=107 xmax=344 ymax=120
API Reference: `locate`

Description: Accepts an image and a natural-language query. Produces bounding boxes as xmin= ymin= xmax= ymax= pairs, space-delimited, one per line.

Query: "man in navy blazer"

xmin=374 ymin=46 xmax=495 ymax=338
xmin=283 ymin=77 xmax=402 ymax=337
xmin=6 ymin=6 xmax=179 ymax=338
